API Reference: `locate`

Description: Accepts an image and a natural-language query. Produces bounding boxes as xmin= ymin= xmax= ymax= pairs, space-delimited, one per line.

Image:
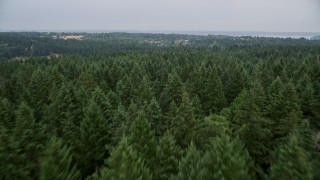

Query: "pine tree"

xmin=169 ymin=90 xmax=196 ymax=148
xmin=14 ymin=102 xmax=46 ymax=178
xmin=116 ymin=75 xmax=133 ymax=106
xmin=0 ymin=97 xmax=14 ymax=129
xmin=269 ymin=134 xmax=313 ymax=180
xmin=298 ymin=119 xmax=315 ymax=154
xmin=203 ymin=135 xmax=254 ymax=179
xmin=223 ymin=62 xmax=248 ymax=104
xmin=77 ymin=98 xmax=110 ymax=175
xmin=266 ymin=77 xmax=300 ymax=141
xmin=155 ymin=133 xmax=182 ymax=180
xmin=78 ymin=69 xmax=97 ymax=94
xmin=190 ymin=65 xmax=226 ymax=115
xmin=101 ymin=137 xmax=152 ymax=180
xmin=296 ymin=74 xmax=318 ymax=129
xmin=48 ymin=67 xmax=63 ymax=103
xmin=0 ymin=127 xmax=32 ymax=179
xmin=106 ymin=89 xmax=120 ymax=110
xmin=172 ymin=142 xmax=207 ymax=180
xmin=231 ymin=88 xmax=273 ymax=170
xmin=92 ymin=87 xmax=113 ymax=124
xmin=111 ymin=103 xmax=129 ymax=147
xmin=127 ymin=111 xmax=157 ymax=170
xmin=40 ymin=137 xmax=80 ymax=180
xmin=160 ymin=71 xmax=184 ymax=112
xmin=191 ymin=114 xmax=230 ymax=150
xmin=144 ymin=97 xmax=163 ymax=138
xmin=135 ymin=76 xmax=155 ymax=105
xmin=27 ymin=68 xmax=50 ymax=120
xmin=45 ymin=83 xmax=82 ymax=145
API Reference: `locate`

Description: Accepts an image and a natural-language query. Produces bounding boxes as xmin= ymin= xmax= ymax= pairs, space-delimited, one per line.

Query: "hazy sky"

xmin=0 ymin=0 xmax=319 ymax=32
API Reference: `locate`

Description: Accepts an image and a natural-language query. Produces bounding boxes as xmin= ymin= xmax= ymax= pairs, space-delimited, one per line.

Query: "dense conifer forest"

xmin=0 ymin=32 xmax=320 ymax=179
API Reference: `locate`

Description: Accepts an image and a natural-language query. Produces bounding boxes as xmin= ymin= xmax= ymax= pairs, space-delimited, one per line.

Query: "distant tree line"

xmin=1 ymin=32 xmax=320 ymax=59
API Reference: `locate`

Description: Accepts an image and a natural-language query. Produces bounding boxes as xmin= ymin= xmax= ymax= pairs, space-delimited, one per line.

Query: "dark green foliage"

xmin=45 ymin=83 xmax=82 ymax=145
xmin=191 ymin=114 xmax=230 ymax=150
xmin=135 ymin=76 xmax=155 ymax=105
xmin=40 ymin=137 xmax=80 ymax=180
xmin=116 ymin=75 xmax=134 ymax=106
xmin=169 ymin=90 xmax=196 ymax=148
xmin=155 ymin=133 xmax=182 ymax=180
xmin=172 ymin=142 xmax=207 ymax=180
xmin=14 ymin=102 xmax=46 ymax=178
xmin=0 ymin=127 xmax=32 ymax=179
xmin=127 ymin=111 xmax=157 ymax=170
xmin=78 ymin=70 xmax=97 ymax=94
xmin=298 ymin=119 xmax=315 ymax=154
xmin=0 ymin=97 xmax=14 ymax=129
xmin=269 ymin=134 xmax=313 ymax=180
xmin=101 ymin=137 xmax=152 ymax=180
xmin=144 ymin=97 xmax=163 ymax=138
xmin=296 ymin=74 xmax=319 ymax=129
xmin=203 ymin=135 xmax=254 ymax=179
xmin=223 ymin=62 xmax=248 ymax=104
xmin=27 ymin=69 xmax=50 ymax=120
xmin=231 ymin=87 xmax=273 ymax=170
xmin=76 ymin=98 xmax=110 ymax=175
xmin=189 ymin=65 xmax=226 ymax=115
xmin=160 ymin=71 xmax=184 ymax=112
xmin=266 ymin=77 xmax=300 ymax=141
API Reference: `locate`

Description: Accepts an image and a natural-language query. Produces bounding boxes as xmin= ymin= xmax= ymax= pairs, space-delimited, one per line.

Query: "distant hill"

xmin=311 ymin=35 xmax=320 ymax=40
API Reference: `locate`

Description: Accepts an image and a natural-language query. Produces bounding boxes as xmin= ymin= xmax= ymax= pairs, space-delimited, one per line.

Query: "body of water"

xmin=147 ymin=31 xmax=320 ymax=39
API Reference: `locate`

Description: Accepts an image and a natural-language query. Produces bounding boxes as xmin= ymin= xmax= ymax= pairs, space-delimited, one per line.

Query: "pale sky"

xmin=0 ymin=0 xmax=319 ymax=32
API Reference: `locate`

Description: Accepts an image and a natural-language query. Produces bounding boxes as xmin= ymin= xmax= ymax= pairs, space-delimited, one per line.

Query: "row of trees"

xmin=0 ymin=45 xmax=320 ymax=179
xmin=1 ymin=32 xmax=320 ymax=59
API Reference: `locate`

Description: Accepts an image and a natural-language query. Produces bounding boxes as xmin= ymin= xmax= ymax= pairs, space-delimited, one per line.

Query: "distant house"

xmin=61 ymin=35 xmax=84 ymax=40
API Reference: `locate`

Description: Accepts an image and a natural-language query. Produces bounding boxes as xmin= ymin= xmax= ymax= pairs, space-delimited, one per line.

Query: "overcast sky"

xmin=0 ymin=0 xmax=319 ymax=32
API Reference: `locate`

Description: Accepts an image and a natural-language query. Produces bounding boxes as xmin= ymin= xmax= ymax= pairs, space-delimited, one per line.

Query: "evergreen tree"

xmin=27 ymin=68 xmax=50 ymax=120
xmin=77 ymin=98 xmax=110 ymax=175
xmin=231 ymin=87 xmax=273 ymax=170
xmin=106 ymin=89 xmax=120 ymax=110
xmin=203 ymin=135 xmax=254 ymax=179
xmin=192 ymin=114 xmax=230 ymax=150
xmin=298 ymin=119 xmax=315 ymax=154
xmin=155 ymin=133 xmax=182 ymax=180
xmin=40 ymin=137 xmax=80 ymax=180
xmin=45 ymin=83 xmax=82 ymax=145
xmin=92 ymin=87 xmax=112 ymax=118
xmin=0 ymin=127 xmax=32 ymax=179
xmin=78 ymin=69 xmax=97 ymax=94
xmin=48 ymin=67 xmax=64 ymax=103
xmin=127 ymin=111 xmax=157 ymax=170
xmin=116 ymin=75 xmax=133 ymax=106
xmin=160 ymin=71 xmax=184 ymax=112
xmin=144 ymin=97 xmax=163 ymax=138
xmin=190 ymin=65 xmax=226 ymax=115
xmin=101 ymin=137 xmax=152 ymax=180
xmin=266 ymin=77 xmax=300 ymax=141
xmin=269 ymin=134 xmax=313 ymax=180
xmin=111 ymin=103 xmax=129 ymax=147
xmin=296 ymin=74 xmax=318 ymax=129
xmin=172 ymin=142 xmax=207 ymax=180
xmin=223 ymin=62 xmax=248 ymax=104
xmin=135 ymin=76 xmax=155 ymax=105
xmin=14 ymin=102 xmax=46 ymax=178
xmin=169 ymin=90 xmax=196 ymax=148
xmin=0 ymin=97 xmax=14 ymax=129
